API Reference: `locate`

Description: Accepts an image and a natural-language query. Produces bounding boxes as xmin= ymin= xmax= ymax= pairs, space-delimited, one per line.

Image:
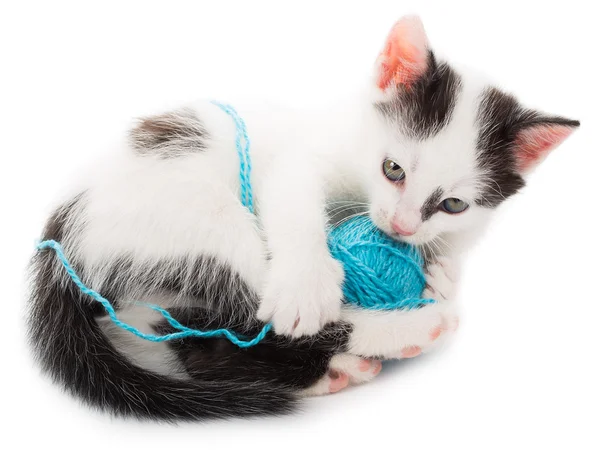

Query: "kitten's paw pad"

xmin=372 ymin=360 xmax=383 ymax=376
xmin=423 ymin=257 xmax=458 ymax=301
xmin=302 ymin=370 xmax=350 ymax=396
xmin=429 ymin=324 xmax=444 ymax=341
xmin=400 ymin=346 xmax=422 ymax=358
xmin=358 ymin=359 xmax=373 ymax=372
xmin=328 ymin=370 xmax=350 ymax=393
xmin=258 ymin=254 xmax=344 ymax=337
xmin=329 ymin=353 xmax=382 ymax=385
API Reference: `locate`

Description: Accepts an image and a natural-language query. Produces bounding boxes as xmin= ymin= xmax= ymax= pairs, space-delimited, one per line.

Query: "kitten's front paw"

xmin=343 ymin=300 xmax=460 ymax=360
xmin=257 ymin=253 xmax=344 ymax=337
xmin=393 ymin=302 xmax=460 ymax=359
xmin=423 ymin=257 xmax=459 ymax=301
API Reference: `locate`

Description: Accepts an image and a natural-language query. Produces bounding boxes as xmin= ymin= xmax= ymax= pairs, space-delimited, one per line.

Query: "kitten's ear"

xmin=375 ymin=16 xmax=430 ymax=91
xmin=512 ymin=118 xmax=580 ymax=173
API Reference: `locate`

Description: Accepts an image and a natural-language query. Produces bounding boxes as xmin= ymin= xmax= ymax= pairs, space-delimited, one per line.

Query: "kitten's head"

xmin=365 ymin=16 xmax=579 ymax=248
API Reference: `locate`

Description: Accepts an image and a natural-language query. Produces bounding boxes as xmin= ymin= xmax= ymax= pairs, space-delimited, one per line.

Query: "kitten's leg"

xmin=257 ymin=157 xmax=344 ymax=337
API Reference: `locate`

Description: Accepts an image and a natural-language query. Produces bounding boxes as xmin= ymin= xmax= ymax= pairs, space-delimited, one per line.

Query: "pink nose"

xmin=391 ymin=220 xmax=417 ymax=237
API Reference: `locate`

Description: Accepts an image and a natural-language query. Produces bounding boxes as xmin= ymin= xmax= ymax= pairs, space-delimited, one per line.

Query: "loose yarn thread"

xmin=37 ymin=240 xmax=271 ymax=347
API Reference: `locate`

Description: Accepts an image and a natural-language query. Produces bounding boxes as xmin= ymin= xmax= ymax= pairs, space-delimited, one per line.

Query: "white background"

xmin=1 ymin=1 xmax=598 ymax=457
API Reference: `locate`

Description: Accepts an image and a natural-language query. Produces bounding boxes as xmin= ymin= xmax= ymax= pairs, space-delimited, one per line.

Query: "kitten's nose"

xmin=391 ymin=220 xmax=417 ymax=237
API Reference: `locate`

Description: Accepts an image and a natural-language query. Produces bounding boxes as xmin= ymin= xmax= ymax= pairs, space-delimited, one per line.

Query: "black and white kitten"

xmin=28 ymin=16 xmax=578 ymax=421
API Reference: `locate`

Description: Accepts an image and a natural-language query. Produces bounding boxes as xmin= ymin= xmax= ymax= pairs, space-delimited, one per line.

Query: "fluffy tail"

xmin=27 ymin=249 xmax=297 ymax=421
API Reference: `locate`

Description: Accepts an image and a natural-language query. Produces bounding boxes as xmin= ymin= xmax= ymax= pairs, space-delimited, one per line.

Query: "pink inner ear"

xmin=377 ymin=16 xmax=429 ymax=90
xmin=514 ymin=124 xmax=574 ymax=172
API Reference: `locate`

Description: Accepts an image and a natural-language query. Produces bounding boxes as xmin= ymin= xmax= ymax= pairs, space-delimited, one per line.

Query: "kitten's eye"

xmin=382 ymin=159 xmax=406 ymax=182
xmin=440 ymin=198 xmax=469 ymax=214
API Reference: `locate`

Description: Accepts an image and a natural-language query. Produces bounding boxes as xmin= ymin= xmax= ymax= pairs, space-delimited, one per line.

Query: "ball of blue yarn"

xmin=328 ymin=216 xmax=433 ymax=310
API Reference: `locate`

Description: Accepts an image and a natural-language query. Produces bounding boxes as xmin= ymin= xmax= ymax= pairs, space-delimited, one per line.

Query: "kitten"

xmin=28 ymin=16 xmax=578 ymax=421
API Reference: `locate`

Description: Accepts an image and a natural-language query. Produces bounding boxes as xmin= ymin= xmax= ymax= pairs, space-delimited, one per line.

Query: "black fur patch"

xmin=421 ymin=187 xmax=443 ymax=221
xmin=42 ymin=195 xmax=81 ymax=241
xmin=160 ymin=312 xmax=351 ymax=390
xmin=129 ymin=108 xmax=208 ymax=158
xmin=375 ymin=52 xmax=462 ymax=139
xmin=475 ymin=87 xmax=579 ymax=207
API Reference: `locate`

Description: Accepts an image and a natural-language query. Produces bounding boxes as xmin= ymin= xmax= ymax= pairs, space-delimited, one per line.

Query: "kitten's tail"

xmin=27 ymin=249 xmax=296 ymax=422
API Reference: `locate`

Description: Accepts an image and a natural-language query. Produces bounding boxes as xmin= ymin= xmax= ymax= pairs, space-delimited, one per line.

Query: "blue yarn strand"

xmin=210 ymin=100 xmax=254 ymax=213
xmin=37 ymin=239 xmax=272 ymax=348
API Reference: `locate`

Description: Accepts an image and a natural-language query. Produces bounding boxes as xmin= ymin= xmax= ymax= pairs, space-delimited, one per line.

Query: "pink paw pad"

xmin=400 ymin=346 xmax=422 ymax=359
xmin=372 ymin=360 xmax=382 ymax=375
xmin=328 ymin=370 xmax=350 ymax=393
xmin=358 ymin=359 xmax=383 ymax=375
xmin=358 ymin=359 xmax=372 ymax=372
xmin=430 ymin=325 xmax=444 ymax=341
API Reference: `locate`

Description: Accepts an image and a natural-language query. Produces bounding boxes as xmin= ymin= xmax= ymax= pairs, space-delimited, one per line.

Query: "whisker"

xmin=330 ymin=211 xmax=370 ymax=228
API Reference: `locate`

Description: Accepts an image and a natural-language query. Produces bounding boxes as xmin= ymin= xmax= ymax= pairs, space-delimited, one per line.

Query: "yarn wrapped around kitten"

xmin=328 ymin=216 xmax=434 ymax=310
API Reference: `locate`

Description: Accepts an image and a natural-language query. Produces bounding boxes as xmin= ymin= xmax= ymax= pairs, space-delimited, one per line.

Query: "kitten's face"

xmin=365 ymin=16 xmax=578 ymax=247
xmin=368 ymin=103 xmax=492 ymax=246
